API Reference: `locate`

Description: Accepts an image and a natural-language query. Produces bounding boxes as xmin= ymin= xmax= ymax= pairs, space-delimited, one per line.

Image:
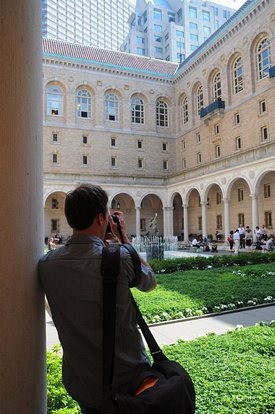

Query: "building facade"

xmin=121 ymin=0 xmax=235 ymax=62
xmin=42 ymin=0 xmax=275 ymax=243
xmin=42 ymin=0 xmax=134 ymax=50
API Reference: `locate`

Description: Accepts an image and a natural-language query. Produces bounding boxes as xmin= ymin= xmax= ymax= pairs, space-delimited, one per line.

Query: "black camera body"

xmin=106 ymin=214 xmax=123 ymax=241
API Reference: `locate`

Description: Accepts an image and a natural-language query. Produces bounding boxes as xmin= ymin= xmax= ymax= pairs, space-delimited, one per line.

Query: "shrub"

xmin=148 ymin=252 xmax=275 ymax=274
xmin=47 ymin=345 xmax=80 ymax=414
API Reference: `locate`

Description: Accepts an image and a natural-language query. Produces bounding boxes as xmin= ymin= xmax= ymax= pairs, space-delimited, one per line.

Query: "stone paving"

xmin=46 ymin=304 xmax=275 ymax=350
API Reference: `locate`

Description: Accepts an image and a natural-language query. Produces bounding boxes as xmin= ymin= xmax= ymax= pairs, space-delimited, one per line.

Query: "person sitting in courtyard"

xmin=191 ymin=237 xmax=201 ymax=249
xmin=265 ymin=236 xmax=274 ymax=251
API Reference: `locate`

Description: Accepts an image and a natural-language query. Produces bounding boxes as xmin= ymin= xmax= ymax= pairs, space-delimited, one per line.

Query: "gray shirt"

xmin=39 ymin=234 xmax=156 ymax=409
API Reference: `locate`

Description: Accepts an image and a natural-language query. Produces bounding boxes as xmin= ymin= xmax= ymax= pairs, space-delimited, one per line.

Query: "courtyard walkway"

xmin=46 ymin=304 xmax=275 ymax=349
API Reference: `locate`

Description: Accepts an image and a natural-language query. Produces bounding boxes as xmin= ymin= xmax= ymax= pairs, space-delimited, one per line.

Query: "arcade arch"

xmin=186 ymin=188 xmax=202 ymax=237
xmin=255 ymin=171 xmax=275 ymax=234
xmin=140 ymin=194 xmax=164 ymax=237
xmin=205 ymin=184 xmax=224 ymax=239
xmin=110 ymin=193 xmax=136 ymax=237
xmin=44 ymin=191 xmax=70 ymax=239
xmin=227 ymin=178 xmax=251 ymax=231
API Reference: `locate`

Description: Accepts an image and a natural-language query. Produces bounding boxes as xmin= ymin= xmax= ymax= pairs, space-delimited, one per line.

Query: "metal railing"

xmin=200 ymin=99 xmax=225 ymax=118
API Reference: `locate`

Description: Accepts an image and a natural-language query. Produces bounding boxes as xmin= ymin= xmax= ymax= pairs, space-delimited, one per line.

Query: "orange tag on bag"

xmin=134 ymin=376 xmax=159 ymax=396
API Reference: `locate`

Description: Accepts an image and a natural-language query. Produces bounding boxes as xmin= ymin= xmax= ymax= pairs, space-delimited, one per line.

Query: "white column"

xmin=201 ymin=202 xmax=207 ymax=239
xmin=163 ymin=207 xmax=173 ymax=239
xmin=223 ymin=197 xmax=231 ymax=238
xmin=183 ymin=204 xmax=189 ymax=242
xmin=0 ymin=1 xmax=46 ymax=412
xmin=135 ymin=206 xmax=141 ymax=238
xmin=251 ymin=194 xmax=259 ymax=241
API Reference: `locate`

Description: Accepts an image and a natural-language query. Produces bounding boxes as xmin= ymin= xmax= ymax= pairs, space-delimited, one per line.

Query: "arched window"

xmin=257 ymin=37 xmax=270 ymax=80
xmin=105 ymin=92 xmax=119 ymax=121
xmin=213 ymin=72 xmax=221 ymax=99
xmin=233 ymin=56 xmax=244 ymax=94
xmin=182 ymin=95 xmax=188 ymax=124
xmin=156 ymin=99 xmax=168 ymax=127
xmin=76 ymin=89 xmax=91 ymax=118
xmin=131 ymin=96 xmax=144 ymax=124
xmin=47 ymin=85 xmax=63 ymax=116
xmin=196 ymin=85 xmax=203 ymax=116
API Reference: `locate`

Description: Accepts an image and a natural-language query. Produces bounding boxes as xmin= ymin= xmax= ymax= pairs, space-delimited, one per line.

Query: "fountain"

xmin=132 ymin=235 xmax=178 ymax=260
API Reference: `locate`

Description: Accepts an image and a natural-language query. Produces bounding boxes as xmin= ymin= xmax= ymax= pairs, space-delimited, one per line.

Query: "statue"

xmin=148 ymin=213 xmax=159 ymax=236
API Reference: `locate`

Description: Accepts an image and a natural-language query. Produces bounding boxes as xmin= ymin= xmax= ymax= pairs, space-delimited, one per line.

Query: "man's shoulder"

xmin=39 ymin=246 xmax=67 ymax=265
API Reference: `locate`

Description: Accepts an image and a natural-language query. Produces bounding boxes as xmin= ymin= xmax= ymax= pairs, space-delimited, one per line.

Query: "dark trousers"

xmin=240 ymin=235 xmax=245 ymax=248
xmin=79 ymin=404 xmax=101 ymax=414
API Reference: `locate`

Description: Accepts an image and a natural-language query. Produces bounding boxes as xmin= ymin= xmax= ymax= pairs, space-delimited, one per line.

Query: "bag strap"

xmin=122 ymin=244 xmax=168 ymax=364
xmin=101 ymin=243 xmax=120 ymax=386
xmin=101 ymin=242 xmax=167 ymax=392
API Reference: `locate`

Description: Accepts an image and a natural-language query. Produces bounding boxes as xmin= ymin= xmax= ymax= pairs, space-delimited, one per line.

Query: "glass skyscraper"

xmin=42 ymin=0 xmax=134 ymax=50
xmin=121 ymin=0 xmax=236 ymax=62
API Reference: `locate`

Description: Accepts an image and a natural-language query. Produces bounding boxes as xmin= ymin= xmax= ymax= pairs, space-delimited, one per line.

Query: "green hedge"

xmin=148 ymin=251 xmax=275 ymax=274
xmin=47 ymin=324 xmax=275 ymax=414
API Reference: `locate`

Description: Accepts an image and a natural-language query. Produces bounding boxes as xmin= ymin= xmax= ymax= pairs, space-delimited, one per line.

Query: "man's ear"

xmin=97 ymin=212 xmax=105 ymax=225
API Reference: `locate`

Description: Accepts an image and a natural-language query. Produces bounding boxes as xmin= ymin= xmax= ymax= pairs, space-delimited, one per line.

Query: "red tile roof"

xmin=42 ymin=38 xmax=178 ymax=77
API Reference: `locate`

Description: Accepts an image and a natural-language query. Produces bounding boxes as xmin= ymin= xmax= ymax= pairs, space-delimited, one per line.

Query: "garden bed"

xmin=132 ymin=262 xmax=275 ymax=323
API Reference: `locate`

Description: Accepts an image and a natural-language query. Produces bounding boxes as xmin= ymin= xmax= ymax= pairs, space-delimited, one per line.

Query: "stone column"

xmin=251 ymin=194 xmax=259 ymax=241
xmin=183 ymin=204 xmax=189 ymax=242
xmin=201 ymin=202 xmax=207 ymax=239
xmin=135 ymin=206 xmax=141 ymax=238
xmin=223 ymin=197 xmax=231 ymax=238
xmin=163 ymin=207 xmax=173 ymax=239
xmin=0 ymin=1 xmax=46 ymax=412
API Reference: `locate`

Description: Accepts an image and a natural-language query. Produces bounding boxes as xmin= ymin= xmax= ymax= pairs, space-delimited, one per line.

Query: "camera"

xmin=106 ymin=214 xmax=123 ymax=241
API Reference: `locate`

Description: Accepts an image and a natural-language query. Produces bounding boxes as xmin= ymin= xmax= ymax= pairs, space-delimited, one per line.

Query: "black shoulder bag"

xmin=101 ymin=243 xmax=195 ymax=414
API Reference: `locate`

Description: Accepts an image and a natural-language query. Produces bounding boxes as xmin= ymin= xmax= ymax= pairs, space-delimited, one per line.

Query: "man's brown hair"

xmin=65 ymin=184 xmax=108 ymax=230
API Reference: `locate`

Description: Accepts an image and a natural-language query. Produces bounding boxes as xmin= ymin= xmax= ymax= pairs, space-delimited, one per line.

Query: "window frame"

xmin=196 ymin=85 xmax=203 ymax=116
xmin=257 ymin=37 xmax=271 ymax=80
xmin=238 ymin=213 xmax=245 ymax=227
xmin=215 ymin=145 xmax=221 ymax=158
xmin=47 ymin=85 xmax=63 ymax=116
xmin=238 ymin=188 xmax=244 ymax=202
xmin=235 ymin=136 xmax=242 ymax=151
xmin=182 ymin=95 xmax=189 ymax=124
xmin=213 ymin=72 xmax=222 ymax=100
xmin=233 ymin=56 xmax=244 ymax=94
xmin=138 ymin=158 xmax=144 ymax=169
xmin=76 ymin=89 xmax=92 ymax=119
xmin=216 ymin=214 xmax=223 ymax=230
xmin=82 ymin=155 xmax=88 ymax=166
xmin=264 ymin=183 xmax=271 ymax=198
xmin=264 ymin=211 xmax=273 ymax=228
xmin=259 ymin=99 xmax=267 ymax=114
xmin=234 ymin=112 xmax=240 ymax=125
xmin=105 ymin=92 xmax=119 ymax=122
xmin=156 ymin=99 xmax=168 ymax=127
xmin=216 ymin=192 xmax=222 ymax=205
xmin=261 ymin=126 xmax=268 ymax=142
xmin=131 ymin=96 xmax=144 ymax=124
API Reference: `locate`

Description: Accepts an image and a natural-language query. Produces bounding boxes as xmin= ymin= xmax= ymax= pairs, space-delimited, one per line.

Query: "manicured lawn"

xmin=47 ymin=324 xmax=275 ymax=414
xmin=132 ymin=263 xmax=275 ymax=323
xmin=164 ymin=324 xmax=275 ymax=414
